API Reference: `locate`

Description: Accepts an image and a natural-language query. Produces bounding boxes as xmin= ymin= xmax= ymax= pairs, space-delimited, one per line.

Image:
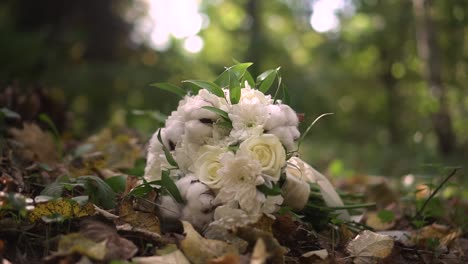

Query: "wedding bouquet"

xmin=142 ymin=63 xmax=349 ymax=231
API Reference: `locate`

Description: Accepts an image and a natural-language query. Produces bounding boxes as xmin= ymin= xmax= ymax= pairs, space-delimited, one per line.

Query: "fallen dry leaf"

xmin=414 ymin=223 xmax=462 ymax=251
xmin=118 ymin=198 xmax=161 ymax=234
xmin=180 ymin=221 xmax=239 ymax=264
xmin=28 ymin=198 xmax=94 ymax=223
xmin=84 ymin=128 xmax=142 ymax=170
xmin=133 ymin=249 xmax=191 ymax=264
xmin=302 ymin=249 xmax=328 ymax=259
xmin=346 ymin=230 xmax=394 ymax=264
xmin=207 ymin=254 xmax=242 ymax=264
xmin=236 ymin=226 xmax=286 ymax=264
xmin=55 ymin=233 xmax=107 ymax=261
xmin=8 ymin=123 xmax=59 ymax=165
xmin=250 ymin=238 xmax=268 ymax=264
xmin=204 ymin=224 xmax=249 ymax=253
xmin=364 ymin=177 xmax=398 ymax=208
xmin=79 ymin=217 xmax=138 ymax=261
xmin=365 ymin=211 xmax=395 ymax=231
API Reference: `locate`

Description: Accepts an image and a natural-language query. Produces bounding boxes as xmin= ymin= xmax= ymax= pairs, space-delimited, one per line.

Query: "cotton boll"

xmin=158 ymin=195 xmax=182 ymax=220
xmin=180 ymin=179 xmax=215 ymax=232
xmin=164 ymin=120 xmax=185 ymax=149
xmin=181 ymin=203 xmax=214 ymax=232
xmin=279 ymin=104 xmax=299 ymax=126
xmin=264 ymin=105 xmax=287 ymax=130
xmin=175 ymin=174 xmax=198 ymax=198
xmin=267 ymin=126 xmax=300 ymax=151
xmin=188 ymin=106 xmax=218 ymax=123
xmin=185 ymin=120 xmax=213 ymax=144
xmin=144 ymin=132 xmax=167 ymax=181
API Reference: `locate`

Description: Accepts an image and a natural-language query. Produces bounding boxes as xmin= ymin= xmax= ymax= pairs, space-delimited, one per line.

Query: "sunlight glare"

xmin=310 ymin=0 xmax=345 ymax=33
xmin=136 ymin=0 xmax=205 ymax=52
xmin=184 ymin=35 xmax=204 ymax=53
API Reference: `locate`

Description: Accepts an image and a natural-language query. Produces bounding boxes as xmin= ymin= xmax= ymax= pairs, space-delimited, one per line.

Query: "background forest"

xmin=1 ymin=0 xmax=467 ymax=178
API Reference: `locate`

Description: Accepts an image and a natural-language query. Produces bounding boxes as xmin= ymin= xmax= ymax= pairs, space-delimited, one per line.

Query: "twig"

xmin=415 ymin=167 xmax=460 ymax=218
xmin=117 ymin=223 xmax=167 ymax=244
xmin=93 ymin=205 xmax=119 ymax=220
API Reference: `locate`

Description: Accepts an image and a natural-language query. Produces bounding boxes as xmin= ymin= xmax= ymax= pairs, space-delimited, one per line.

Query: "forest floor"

xmin=1 ymin=114 xmax=467 ymax=263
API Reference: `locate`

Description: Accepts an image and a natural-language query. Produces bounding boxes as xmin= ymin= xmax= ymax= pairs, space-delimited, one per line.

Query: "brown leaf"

xmin=118 ymin=198 xmax=161 ymax=234
xmin=365 ymin=212 xmax=395 ymax=231
xmin=83 ymin=128 xmax=142 ymax=170
xmin=346 ymin=230 xmax=394 ymax=264
xmin=8 ymin=123 xmax=59 ymax=165
xmin=180 ymin=221 xmax=239 ymax=264
xmin=236 ymin=226 xmax=287 ymax=264
xmin=414 ymin=223 xmax=462 ymax=251
xmin=133 ymin=250 xmax=191 ymax=264
xmin=79 ymin=217 xmax=138 ymax=260
xmin=208 ymin=254 xmax=242 ymax=264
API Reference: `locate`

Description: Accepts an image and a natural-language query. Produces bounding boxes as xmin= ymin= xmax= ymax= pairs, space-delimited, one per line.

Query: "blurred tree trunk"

xmin=412 ymin=0 xmax=456 ymax=155
xmin=380 ymin=58 xmax=400 ymax=144
xmin=245 ymin=0 xmax=262 ymax=77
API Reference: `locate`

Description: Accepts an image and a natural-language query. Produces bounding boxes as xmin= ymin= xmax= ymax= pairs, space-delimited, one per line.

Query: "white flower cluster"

xmin=144 ymin=83 xmax=344 ymax=231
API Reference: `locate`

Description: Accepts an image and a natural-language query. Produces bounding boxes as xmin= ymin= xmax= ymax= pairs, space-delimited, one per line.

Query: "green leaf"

xmin=272 ymin=71 xmax=283 ymax=103
xmin=182 ymin=80 xmax=224 ymax=98
xmin=257 ymin=184 xmax=282 ymax=196
xmin=243 ymin=71 xmax=256 ymax=87
xmin=41 ymin=182 xmax=65 ymax=197
xmin=229 ymin=70 xmax=241 ymax=104
xmin=105 ymin=175 xmax=127 ymax=193
xmin=377 ymin=210 xmax=395 ymax=223
xmin=215 ymin=62 xmax=253 ymax=88
xmin=122 ymin=158 xmax=146 ymax=177
xmin=78 ymin=175 xmax=116 ymax=209
xmin=182 ymin=82 xmax=201 ymax=94
xmin=214 ymin=70 xmax=230 ymax=88
xmin=216 ymin=120 xmax=233 ymax=129
xmin=256 ymin=69 xmax=277 ymax=93
xmin=157 ymin=129 xmax=179 ymax=168
xmin=202 ymin=106 xmax=229 ymax=120
xmin=161 ymin=171 xmax=184 ymax=204
xmin=150 ymin=82 xmax=186 ymax=98
xmin=128 ymin=183 xmax=154 ymax=197
xmin=229 ymin=62 xmax=253 ymax=78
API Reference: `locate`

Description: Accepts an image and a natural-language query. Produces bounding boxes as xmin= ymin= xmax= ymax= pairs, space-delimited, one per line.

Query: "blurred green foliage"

xmin=1 ymin=0 xmax=467 ymax=177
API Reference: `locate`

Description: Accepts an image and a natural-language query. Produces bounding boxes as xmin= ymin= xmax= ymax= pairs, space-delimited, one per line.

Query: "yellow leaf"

xmin=57 ymin=233 xmax=107 ymax=260
xmin=28 ymin=198 xmax=94 ymax=223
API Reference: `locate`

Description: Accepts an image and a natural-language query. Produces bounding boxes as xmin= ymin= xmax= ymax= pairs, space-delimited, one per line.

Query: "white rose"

xmin=239 ymin=134 xmax=286 ymax=182
xmin=194 ymin=146 xmax=226 ymax=189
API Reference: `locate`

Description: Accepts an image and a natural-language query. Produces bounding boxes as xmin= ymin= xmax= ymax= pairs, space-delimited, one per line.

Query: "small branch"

xmin=117 ymin=223 xmax=166 ymax=243
xmin=415 ymin=167 xmax=460 ymax=218
xmin=93 ymin=205 xmax=119 ymax=220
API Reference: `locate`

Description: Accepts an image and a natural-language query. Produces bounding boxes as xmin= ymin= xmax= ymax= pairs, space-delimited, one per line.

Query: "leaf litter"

xmin=0 ymin=116 xmax=467 ymax=263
